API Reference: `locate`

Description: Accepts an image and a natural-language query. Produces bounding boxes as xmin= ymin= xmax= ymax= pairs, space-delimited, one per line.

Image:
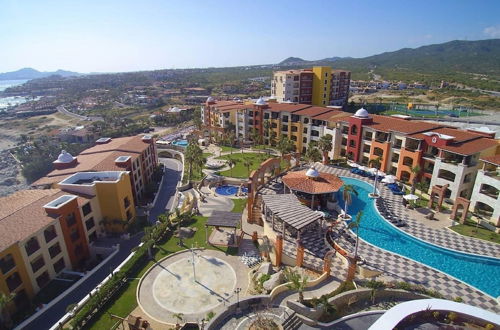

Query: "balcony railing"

xmin=438 ymin=173 xmax=456 ymax=182
xmin=480 ymin=189 xmax=499 ymax=199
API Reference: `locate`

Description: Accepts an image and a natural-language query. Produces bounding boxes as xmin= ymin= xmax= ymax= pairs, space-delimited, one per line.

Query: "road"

xmin=57 ymin=105 xmax=103 ymax=122
xmin=20 ymin=158 xmax=182 ymax=330
xmin=148 ymin=158 xmax=182 ymax=223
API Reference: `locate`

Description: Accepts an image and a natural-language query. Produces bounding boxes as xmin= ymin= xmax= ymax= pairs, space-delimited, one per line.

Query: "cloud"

xmin=483 ymin=25 xmax=500 ymax=38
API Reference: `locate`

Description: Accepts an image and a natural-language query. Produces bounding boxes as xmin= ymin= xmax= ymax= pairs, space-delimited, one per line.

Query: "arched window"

xmin=351 ymin=125 xmax=358 ymax=135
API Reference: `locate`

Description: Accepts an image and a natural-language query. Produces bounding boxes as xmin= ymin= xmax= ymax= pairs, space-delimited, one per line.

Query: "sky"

xmin=1 ymin=0 xmax=499 ymax=73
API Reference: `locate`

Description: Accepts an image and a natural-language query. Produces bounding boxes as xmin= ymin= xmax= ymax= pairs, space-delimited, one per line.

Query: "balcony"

xmin=423 ymin=167 xmax=434 ymax=174
xmin=437 ymin=169 xmax=456 ymax=182
xmin=25 ymin=239 xmax=40 ymax=256
xmin=480 ymin=184 xmax=499 ymax=199
xmin=0 ymin=256 xmax=15 ymax=275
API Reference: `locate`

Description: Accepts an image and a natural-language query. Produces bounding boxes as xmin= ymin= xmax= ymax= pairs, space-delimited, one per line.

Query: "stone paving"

xmin=137 ymin=249 xmax=249 ymax=325
xmin=256 ymin=164 xmax=500 ymax=313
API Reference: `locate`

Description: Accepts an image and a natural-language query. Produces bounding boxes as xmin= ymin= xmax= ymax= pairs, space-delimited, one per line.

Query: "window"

xmin=25 ymin=237 xmax=40 ymax=256
xmin=44 ymin=226 xmax=57 ymax=243
xmin=303 ymin=137 xmax=307 ymax=143
xmin=0 ymin=254 xmax=15 ymax=274
xmin=349 ymin=140 xmax=356 ymax=147
xmin=70 ymin=228 xmax=80 ymax=242
xmin=88 ymin=231 xmax=97 ymax=243
xmin=85 ymin=217 xmax=95 ymax=231
xmin=291 ymin=126 xmax=298 ymax=133
xmin=351 ymin=125 xmax=358 ymax=135
xmin=281 ymin=125 xmax=288 ymax=132
xmin=303 ymin=117 xmax=309 ymax=124
xmin=53 ymin=258 xmax=65 ymax=274
xmin=282 ymin=115 xmax=289 ymax=122
xmin=124 ymin=197 xmax=130 ymax=209
xmin=66 ymin=213 xmax=76 ymax=227
xmin=82 ymin=203 xmax=92 ymax=216
xmin=291 ymin=135 xmax=297 ymax=142
xmin=36 ymin=271 xmax=50 ymax=289
xmin=30 ymin=255 xmax=45 ymax=273
xmin=6 ymin=272 xmax=22 ymax=292
xmin=311 ymin=130 xmax=319 ymax=137
xmin=49 ymin=243 xmax=61 ymax=259
xmin=324 ymin=80 xmax=327 ymax=84
xmin=303 ymin=127 xmax=308 ymax=134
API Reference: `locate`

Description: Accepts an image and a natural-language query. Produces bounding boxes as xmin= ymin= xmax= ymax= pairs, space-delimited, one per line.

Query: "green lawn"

xmin=231 ymin=198 xmax=247 ymax=213
xmin=450 ymin=220 xmax=500 ymax=244
xmin=86 ymin=215 xmax=236 ymax=329
xmin=217 ymin=153 xmax=273 ymax=178
xmin=220 ymin=145 xmax=239 ymax=153
xmin=203 ymin=152 xmax=212 ymax=158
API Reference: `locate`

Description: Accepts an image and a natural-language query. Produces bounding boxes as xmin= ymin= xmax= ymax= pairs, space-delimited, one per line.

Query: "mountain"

xmin=0 ymin=68 xmax=82 ymax=80
xmin=278 ymin=57 xmax=308 ymax=65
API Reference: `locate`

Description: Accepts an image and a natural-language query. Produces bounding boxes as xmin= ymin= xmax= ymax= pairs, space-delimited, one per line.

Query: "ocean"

xmin=0 ymin=79 xmax=29 ymax=110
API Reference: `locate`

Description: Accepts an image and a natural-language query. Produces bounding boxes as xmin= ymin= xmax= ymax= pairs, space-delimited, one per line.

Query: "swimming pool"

xmin=339 ymin=177 xmax=500 ymax=298
xmin=215 ymin=185 xmax=248 ymax=196
xmin=172 ymin=139 xmax=188 ymax=147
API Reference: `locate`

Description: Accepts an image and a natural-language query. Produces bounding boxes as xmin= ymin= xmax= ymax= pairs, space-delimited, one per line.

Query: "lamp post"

xmin=234 ymin=287 xmax=241 ymax=307
xmin=190 ymin=243 xmax=197 ymax=282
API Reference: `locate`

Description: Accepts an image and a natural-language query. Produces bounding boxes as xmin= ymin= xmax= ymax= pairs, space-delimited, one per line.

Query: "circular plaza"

xmin=137 ymin=249 xmax=248 ymax=324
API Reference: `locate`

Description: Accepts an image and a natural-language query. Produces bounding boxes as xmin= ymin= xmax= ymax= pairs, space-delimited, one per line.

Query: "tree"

xmin=284 ymin=268 xmax=308 ymax=304
xmin=317 ymin=134 xmax=333 ymax=165
xmin=316 ymin=294 xmax=336 ymax=317
xmin=304 ymin=141 xmax=322 ymax=164
xmin=0 ymin=292 xmax=15 ymax=329
xmin=348 ymin=211 xmax=363 ymax=266
xmin=173 ymin=312 xmax=184 ymax=329
xmin=410 ymin=165 xmax=421 ymax=194
xmin=276 ymin=135 xmax=295 ymax=159
xmin=184 ymin=140 xmax=205 ymax=181
xmin=250 ymin=128 xmax=261 ymax=148
xmin=226 ymin=157 xmax=235 ymax=177
xmin=368 ymin=157 xmax=382 ymax=197
xmin=193 ymin=108 xmax=202 ymax=129
xmin=243 ymin=157 xmax=252 ymax=177
xmin=263 ymin=120 xmax=271 ymax=145
xmin=342 ymin=184 xmax=358 ymax=218
xmin=269 ymin=131 xmax=277 ymax=147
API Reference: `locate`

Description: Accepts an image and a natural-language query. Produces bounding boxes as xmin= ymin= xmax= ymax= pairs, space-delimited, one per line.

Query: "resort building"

xmin=271 ymin=66 xmax=350 ymax=106
xmin=32 ymin=135 xmax=158 ymax=204
xmin=470 ymin=155 xmax=500 ymax=227
xmin=203 ymin=97 xmax=500 ymax=204
xmin=0 ymin=171 xmax=135 ymax=316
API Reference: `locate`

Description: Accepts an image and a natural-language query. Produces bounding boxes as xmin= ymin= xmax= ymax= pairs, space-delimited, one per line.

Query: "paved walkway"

xmin=137 ymin=249 xmax=249 ymax=325
xmin=273 ymin=276 xmax=341 ymax=307
xmin=148 ymin=158 xmax=182 ymax=223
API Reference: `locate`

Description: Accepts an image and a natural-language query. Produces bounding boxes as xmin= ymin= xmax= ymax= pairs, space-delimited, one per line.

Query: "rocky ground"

xmin=0 ymin=149 xmax=28 ymax=197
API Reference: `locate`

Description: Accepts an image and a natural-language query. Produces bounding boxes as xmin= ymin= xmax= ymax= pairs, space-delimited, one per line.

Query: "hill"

xmin=0 ymin=68 xmax=82 ymax=80
xmin=277 ymin=39 xmax=500 ymax=90
xmin=278 ymin=57 xmax=308 ymax=65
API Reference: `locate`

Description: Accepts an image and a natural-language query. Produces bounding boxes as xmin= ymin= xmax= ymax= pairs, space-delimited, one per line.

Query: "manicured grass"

xmin=85 ymin=215 xmax=236 ymax=329
xmin=450 ymin=221 xmax=500 ymax=244
xmin=203 ymin=152 xmax=212 ymax=158
xmin=231 ymin=198 xmax=247 ymax=213
xmin=217 ymin=153 xmax=273 ymax=178
xmin=220 ymin=145 xmax=239 ymax=153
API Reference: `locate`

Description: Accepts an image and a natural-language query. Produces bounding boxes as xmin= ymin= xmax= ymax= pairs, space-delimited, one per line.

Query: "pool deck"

xmin=256 ymin=163 xmax=500 ymax=313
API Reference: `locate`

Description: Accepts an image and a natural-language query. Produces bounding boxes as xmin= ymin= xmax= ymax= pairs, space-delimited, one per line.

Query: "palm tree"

xmin=0 ymin=292 xmax=15 ymax=329
xmin=173 ymin=312 xmax=184 ymax=329
xmin=226 ymin=157 xmax=235 ymax=177
xmin=284 ymin=269 xmax=308 ymax=304
xmin=317 ymin=134 xmax=333 ymax=165
xmin=368 ymin=157 xmax=382 ymax=197
xmin=263 ymin=120 xmax=271 ymax=145
xmin=317 ymin=294 xmax=336 ymax=317
xmin=342 ymin=184 xmax=358 ymax=219
xmin=184 ymin=140 xmax=205 ymax=181
xmin=410 ymin=165 xmax=421 ymax=194
xmin=243 ymin=157 xmax=252 ymax=177
xmin=304 ymin=141 xmax=321 ymax=164
xmin=250 ymin=128 xmax=261 ymax=148
xmin=277 ymin=136 xmax=295 ymax=159
xmin=348 ymin=211 xmax=363 ymax=265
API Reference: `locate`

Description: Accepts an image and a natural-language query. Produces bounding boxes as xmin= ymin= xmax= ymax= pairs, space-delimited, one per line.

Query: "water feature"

xmin=215 ymin=185 xmax=248 ymax=196
xmin=339 ymin=177 xmax=500 ymax=298
xmin=172 ymin=139 xmax=188 ymax=147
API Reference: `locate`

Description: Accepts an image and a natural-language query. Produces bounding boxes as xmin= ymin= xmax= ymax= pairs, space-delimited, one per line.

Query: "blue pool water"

xmin=215 ymin=185 xmax=248 ymax=196
xmin=339 ymin=177 xmax=500 ymax=298
xmin=172 ymin=139 xmax=188 ymax=147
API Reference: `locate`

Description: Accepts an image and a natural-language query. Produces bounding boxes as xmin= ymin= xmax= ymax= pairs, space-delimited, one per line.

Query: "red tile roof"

xmin=282 ymin=170 xmax=344 ymax=194
xmin=481 ymin=155 xmax=500 ymax=166
xmin=0 ymin=189 xmax=63 ymax=250
xmin=266 ymin=103 xmax=312 ymax=113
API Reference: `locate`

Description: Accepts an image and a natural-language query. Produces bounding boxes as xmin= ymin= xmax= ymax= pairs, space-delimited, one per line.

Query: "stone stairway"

xmin=282 ymin=311 xmax=303 ymax=330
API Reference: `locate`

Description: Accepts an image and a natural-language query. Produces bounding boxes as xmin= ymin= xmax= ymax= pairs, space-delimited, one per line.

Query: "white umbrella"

xmin=382 ymin=177 xmax=396 ymax=184
xmin=385 ymin=175 xmax=397 ymax=180
xmin=347 ymin=161 xmax=358 ymax=168
xmin=403 ymin=194 xmax=419 ymax=201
